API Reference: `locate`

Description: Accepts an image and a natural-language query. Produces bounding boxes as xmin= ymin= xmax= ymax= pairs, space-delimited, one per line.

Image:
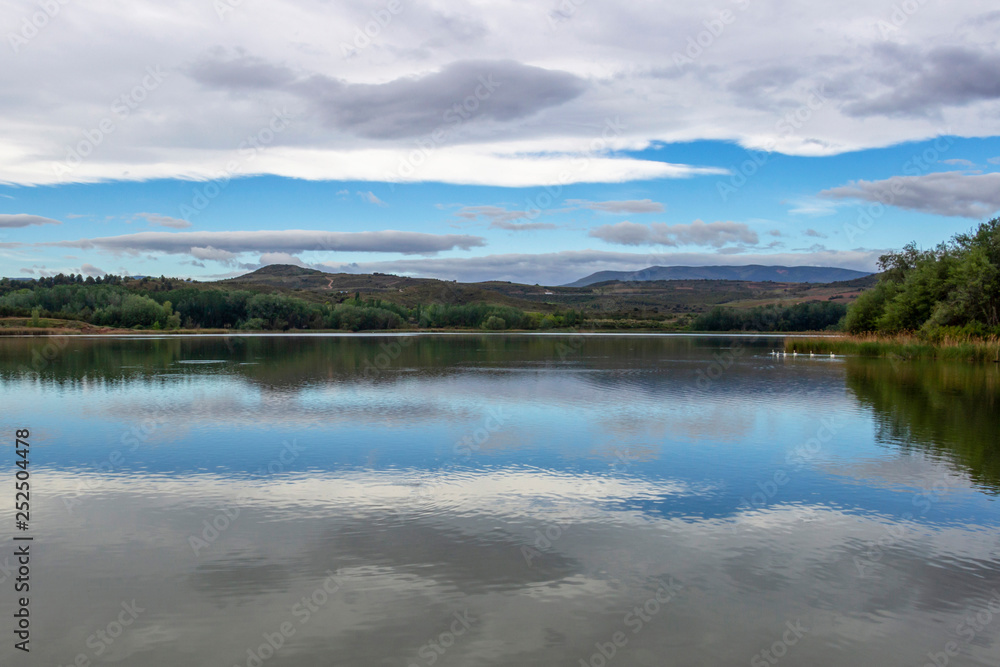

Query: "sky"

xmin=2 ymin=0 xmax=1000 ymax=286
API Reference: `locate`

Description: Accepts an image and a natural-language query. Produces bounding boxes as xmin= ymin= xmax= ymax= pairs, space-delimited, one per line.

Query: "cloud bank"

xmin=589 ymin=220 xmax=759 ymax=248
xmin=319 ymin=248 xmax=883 ymax=285
xmin=821 ymin=172 xmax=1000 ymax=218
xmin=0 ymin=214 xmax=61 ymax=228
xmin=45 ymin=230 xmax=486 ymax=257
xmin=4 ymin=1 xmax=1000 ymax=185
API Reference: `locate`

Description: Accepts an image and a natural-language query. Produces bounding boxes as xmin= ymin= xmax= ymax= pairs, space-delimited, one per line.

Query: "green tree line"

xmin=691 ymin=301 xmax=848 ymax=332
xmin=845 ymin=218 xmax=1000 ymax=338
xmin=0 ymin=279 xmax=591 ymax=331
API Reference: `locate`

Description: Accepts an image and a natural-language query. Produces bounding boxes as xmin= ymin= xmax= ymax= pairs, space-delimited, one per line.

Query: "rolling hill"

xmin=218 ymin=264 xmax=876 ymax=320
xmin=565 ymin=265 xmax=871 ymax=287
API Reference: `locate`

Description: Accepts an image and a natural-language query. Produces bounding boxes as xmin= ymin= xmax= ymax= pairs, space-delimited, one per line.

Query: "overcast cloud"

xmin=821 ymin=172 xmax=1000 ymax=219
xmin=2 ymin=0 xmax=996 ymax=282
xmin=589 ymin=220 xmax=759 ymax=248
xmin=566 ymin=199 xmax=665 ymax=214
xmin=3 ymin=1 xmax=1000 ymax=185
xmin=0 ymin=214 xmax=62 ymax=228
xmin=44 ymin=230 xmax=486 ymax=257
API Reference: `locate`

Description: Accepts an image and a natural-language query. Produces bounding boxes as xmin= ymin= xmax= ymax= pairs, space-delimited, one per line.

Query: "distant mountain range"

xmin=564 ymin=265 xmax=871 ymax=287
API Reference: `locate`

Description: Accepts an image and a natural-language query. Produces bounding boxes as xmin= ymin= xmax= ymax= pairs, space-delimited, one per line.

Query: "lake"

xmin=0 ymin=334 xmax=998 ymax=666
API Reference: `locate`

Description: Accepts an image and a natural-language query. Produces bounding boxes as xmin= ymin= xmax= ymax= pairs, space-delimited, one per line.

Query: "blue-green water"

xmin=0 ymin=334 xmax=998 ymax=666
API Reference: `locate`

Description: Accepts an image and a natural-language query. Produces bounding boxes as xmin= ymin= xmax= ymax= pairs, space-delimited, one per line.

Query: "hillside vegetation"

xmin=844 ymin=218 xmax=1000 ymax=340
xmin=0 ymin=264 xmax=873 ymax=333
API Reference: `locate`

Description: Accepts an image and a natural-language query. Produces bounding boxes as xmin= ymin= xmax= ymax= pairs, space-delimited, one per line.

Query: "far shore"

xmin=786 ymin=334 xmax=1000 ymax=363
xmin=4 ymin=322 xmax=997 ymax=363
xmin=0 ymin=326 xmax=835 ymax=337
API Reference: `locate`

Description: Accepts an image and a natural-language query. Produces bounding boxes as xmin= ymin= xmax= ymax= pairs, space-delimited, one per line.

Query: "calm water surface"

xmin=0 ymin=334 xmax=998 ymax=666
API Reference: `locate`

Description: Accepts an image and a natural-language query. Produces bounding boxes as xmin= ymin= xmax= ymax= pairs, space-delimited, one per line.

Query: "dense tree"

xmin=692 ymin=301 xmax=847 ymax=332
xmin=845 ymin=218 xmax=1000 ymax=338
xmin=0 ymin=279 xmax=560 ymax=332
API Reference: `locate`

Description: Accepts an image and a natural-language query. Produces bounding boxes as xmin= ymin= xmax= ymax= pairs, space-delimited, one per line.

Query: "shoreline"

xmin=0 ymin=325 xmax=842 ymax=338
xmin=785 ymin=334 xmax=1000 ymax=363
xmin=5 ymin=327 xmax=997 ymax=361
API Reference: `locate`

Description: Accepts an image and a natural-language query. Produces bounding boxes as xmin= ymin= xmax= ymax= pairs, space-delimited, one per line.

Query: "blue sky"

xmin=2 ymin=0 xmax=1000 ymax=285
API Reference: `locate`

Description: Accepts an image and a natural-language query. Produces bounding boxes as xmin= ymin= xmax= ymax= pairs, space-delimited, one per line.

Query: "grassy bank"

xmin=785 ymin=334 xmax=1000 ymax=362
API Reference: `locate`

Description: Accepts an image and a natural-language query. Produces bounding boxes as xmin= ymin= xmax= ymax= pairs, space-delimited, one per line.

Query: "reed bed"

xmin=785 ymin=334 xmax=1000 ymax=362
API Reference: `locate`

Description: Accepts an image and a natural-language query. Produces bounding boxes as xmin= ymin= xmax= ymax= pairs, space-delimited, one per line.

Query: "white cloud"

xmin=136 ymin=212 xmax=192 ymax=229
xmin=454 ymin=205 xmax=527 ymax=224
xmin=258 ymin=252 xmax=307 ymax=267
xmin=821 ymin=172 xmax=1000 ymax=218
xmin=565 ymin=199 xmax=665 ymax=214
xmin=490 ymin=220 xmax=558 ymax=231
xmin=189 ymin=246 xmax=239 ymax=262
xmin=42 ymin=229 xmax=487 ymax=259
xmin=589 ymin=220 xmax=759 ymax=248
xmin=448 ymin=205 xmax=557 ymax=230
xmin=941 ymin=158 xmax=977 ymax=167
xmin=5 ymin=1 xmax=999 ymax=186
xmin=80 ymin=263 xmax=108 ymax=277
xmin=356 ymin=191 xmax=386 ymax=206
xmin=786 ymin=197 xmax=838 ymax=217
xmin=0 ymin=214 xmax=61 ymax=228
